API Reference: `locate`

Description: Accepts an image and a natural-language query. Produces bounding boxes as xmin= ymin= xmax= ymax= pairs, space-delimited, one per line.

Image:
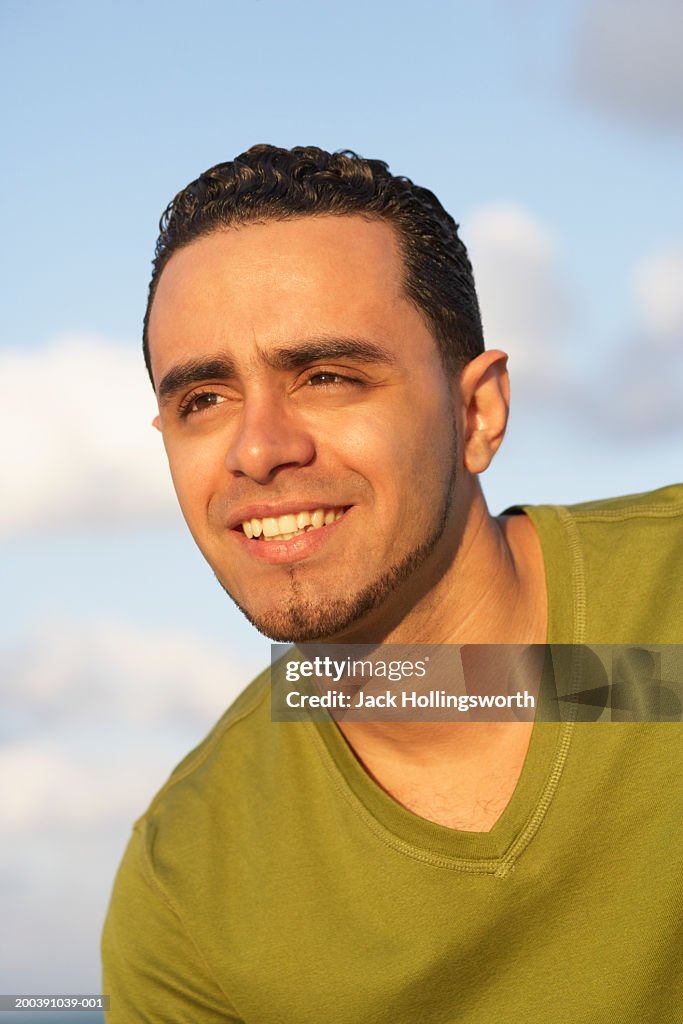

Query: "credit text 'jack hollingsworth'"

xmin=285 ymin=688 xmax=536 ymax=711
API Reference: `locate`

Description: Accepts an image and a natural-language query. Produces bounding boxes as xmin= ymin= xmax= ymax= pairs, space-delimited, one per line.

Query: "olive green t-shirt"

xmin=102 ymin=485 xmax=683 ymax=1023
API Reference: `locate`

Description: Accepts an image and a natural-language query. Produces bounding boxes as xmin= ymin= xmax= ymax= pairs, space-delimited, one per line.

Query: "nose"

xmin=224 ymin=395 xmax=316 ymax=484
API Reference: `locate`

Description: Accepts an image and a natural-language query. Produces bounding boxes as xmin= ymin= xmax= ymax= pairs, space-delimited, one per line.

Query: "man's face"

xmin=149 ymin=215 xmax=467 ymax=642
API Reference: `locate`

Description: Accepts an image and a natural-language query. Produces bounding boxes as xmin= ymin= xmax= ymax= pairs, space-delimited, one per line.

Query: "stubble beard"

xmin=216 ymin=439 xmax=460 ymax=644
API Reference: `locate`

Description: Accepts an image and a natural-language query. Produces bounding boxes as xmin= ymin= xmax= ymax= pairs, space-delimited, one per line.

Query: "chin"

xmin=218 ymin=538 xmax=445 ymax=644
xmin=225 ymin=591 xmax=376 ymax=644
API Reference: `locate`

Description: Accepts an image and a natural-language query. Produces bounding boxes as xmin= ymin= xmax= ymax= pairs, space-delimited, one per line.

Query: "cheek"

xmin=163 ymin=436 xmax=223 ymax=521
xmin=331 ymin=399 xmax=455 ymax=511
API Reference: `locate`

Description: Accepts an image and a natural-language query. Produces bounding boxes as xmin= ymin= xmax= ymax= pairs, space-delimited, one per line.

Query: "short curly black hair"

xmin=143 ymin=144 xmax=484 ymax=382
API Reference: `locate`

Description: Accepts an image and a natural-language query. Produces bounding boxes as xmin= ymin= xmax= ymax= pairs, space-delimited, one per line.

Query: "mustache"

xmin=208 ymin=475 xmax=368 ymax=522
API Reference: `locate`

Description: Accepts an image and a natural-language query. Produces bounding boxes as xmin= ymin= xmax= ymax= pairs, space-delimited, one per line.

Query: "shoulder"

xmin=555 ymin=482 xmax=683 ymax=520
xmin=509 ymin=482 xmax=683 ymax=526
xmin=517 ymin=483 xmax=683 ymax=554
xmin=143 ymin=665 xmax=272 ymax=817
xmin=106 ymin=664 xmax=277 ymax=938
xmin=510 ymin=485 xmax=683 ymax=643
xmin=134 ymin=664 xmax=277 ymax=854
xmin=128 ymin=653 xmax=319 ymax=877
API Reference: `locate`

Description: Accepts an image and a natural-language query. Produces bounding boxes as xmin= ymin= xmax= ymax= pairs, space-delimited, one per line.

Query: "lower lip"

xmin=231 ymin=511 xmax=350 ymax=564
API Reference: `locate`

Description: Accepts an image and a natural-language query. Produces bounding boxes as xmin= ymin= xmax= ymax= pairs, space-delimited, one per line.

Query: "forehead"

xmin=147 ymin=215 xmax=421 ymax=382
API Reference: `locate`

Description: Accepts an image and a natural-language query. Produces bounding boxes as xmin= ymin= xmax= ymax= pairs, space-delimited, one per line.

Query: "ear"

xmin=152 ymin=415 xmax=161 ymax=432
xmin=456 ymin=350 xmax=510 ymax=475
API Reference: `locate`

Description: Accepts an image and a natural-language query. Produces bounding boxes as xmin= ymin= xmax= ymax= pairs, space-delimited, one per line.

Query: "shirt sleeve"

xmin=102 ymin=826 xmax=243 ymax=1024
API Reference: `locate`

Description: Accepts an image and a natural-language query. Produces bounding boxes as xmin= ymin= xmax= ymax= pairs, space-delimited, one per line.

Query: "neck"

xmin=333 ymin=480 xmax=548 ymax=774
xmin=329 ymin=478 xmax=547 ymax=647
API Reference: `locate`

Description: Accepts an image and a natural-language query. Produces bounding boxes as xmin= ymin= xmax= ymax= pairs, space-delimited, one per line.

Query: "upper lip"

xmin=227 ymin=502 xmax=349 ymax=530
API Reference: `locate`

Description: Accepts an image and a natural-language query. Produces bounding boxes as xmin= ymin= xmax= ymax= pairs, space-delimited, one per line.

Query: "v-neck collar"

xmin=308 ymin=502 xmax=583 ymax=875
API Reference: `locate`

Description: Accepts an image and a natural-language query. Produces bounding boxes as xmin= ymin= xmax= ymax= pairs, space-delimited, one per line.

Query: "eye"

xmin=179 ymin=391 xmax=226 ymax=418
xmin=305 ymin=371 xmax=358 ymax=387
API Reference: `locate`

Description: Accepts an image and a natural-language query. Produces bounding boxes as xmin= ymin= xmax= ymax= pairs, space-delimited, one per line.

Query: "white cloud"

xmin=464 ymin=205 xmax=682 ymax=435
xmin=581 ymin=247 xmax=683 ymax=434
xmin=634 ymin=249 xmax=683 ymax=343
xmin=1 ymin=334 xmax=177 ymax=539
xmin=464 ymin=203 xmax=576 ymax=398
xmin=1 ymin=616 xmax=260 ymax=733
xmin=0 ymin=823 xmax=123 ymax=991
xmin=573 ymin=0 xmax=683 ymax=129
xmin=590 ymin=345 xmax=683 ymax=433
xmin=0 ymin=742 xmax=162 ymax=832
xmin=0 ymin=614 xmax=268 ymax=988
xmin=0 ymin=612 xmax=270 ymax=991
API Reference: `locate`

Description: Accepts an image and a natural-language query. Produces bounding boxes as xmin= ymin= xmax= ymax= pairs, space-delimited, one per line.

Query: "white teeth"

xmin=262 ymin=517 xmax=279 ymax=538
xmin=241 ymin=506 xmax=345 ymax=539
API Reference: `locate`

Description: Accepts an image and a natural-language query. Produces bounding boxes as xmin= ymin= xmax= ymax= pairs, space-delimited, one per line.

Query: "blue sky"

xmin=1 ymin=0 xmax=681 ymax=1003
xmin=3 ymin=0 xmax=682 ymax=348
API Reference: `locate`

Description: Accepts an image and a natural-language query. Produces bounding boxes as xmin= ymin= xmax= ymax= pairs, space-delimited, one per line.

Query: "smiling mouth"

xmin=240 ymin=507 xmax=346 ymax=541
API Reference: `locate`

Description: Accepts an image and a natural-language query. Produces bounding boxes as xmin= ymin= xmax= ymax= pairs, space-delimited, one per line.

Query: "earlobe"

xmin=152 ymin=415 xmax=161 ymax=432
xmin=459 ymin=350 xmax=510 ymax=475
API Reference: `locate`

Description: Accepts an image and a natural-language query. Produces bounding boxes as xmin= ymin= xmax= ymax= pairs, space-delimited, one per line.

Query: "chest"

xmin=347 ymin=721 xmax=535 ymax=833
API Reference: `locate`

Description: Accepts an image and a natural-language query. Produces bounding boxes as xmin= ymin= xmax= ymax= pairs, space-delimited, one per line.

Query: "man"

xmin=102 ymin=145 xmax=682 ymax=1022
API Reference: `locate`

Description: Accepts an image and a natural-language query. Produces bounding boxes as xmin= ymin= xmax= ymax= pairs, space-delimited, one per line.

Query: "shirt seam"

xmin=306 ymin=725 xmax=504 ymax=874
xmin=493 ymin=507 xmax=586 ymax=875
xmin=568 ymin=504 xmax=683 ymax=522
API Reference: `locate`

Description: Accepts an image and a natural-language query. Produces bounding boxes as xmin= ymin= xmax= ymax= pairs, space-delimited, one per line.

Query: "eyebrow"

xmin=157 ymin=337 xmax=396 ymax=404
xmin=158 ymin=357 xmax=236 ymax=404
